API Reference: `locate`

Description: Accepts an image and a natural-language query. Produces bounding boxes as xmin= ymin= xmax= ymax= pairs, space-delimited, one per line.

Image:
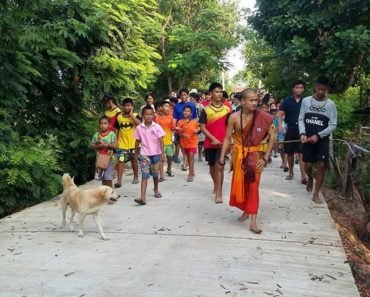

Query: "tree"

xmin=248 ymin=0 xmax=370 ymax=93
xmin=0 ymin=0 xmax=162 ymax=215
xmin=156 ymin=0 xmax=240 ymax=93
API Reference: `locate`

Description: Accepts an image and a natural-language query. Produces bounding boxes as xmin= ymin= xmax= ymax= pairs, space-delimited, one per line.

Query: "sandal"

xmin=158 ymin=177 xmax=165 ymax=182
xmin=285 ymin=174 xmax=294 ymax=180
xmin=134 ymin=199 xmax=146 ymax=205
xmin=166 ymin=171 xmax=175 ymax=177
xmin=114 ymin=183 xmax=121 ymax=188
xmin=301 ymin=177 xmax=308 ymax=185
xmin=181 ymin=166 xmax=187 ymax=171
xmin=283 ymin=166 xmax=289 ymax=172
xmin=154 ymin=193 xmax=162 ymax=198
xmin=132 ymin=178 xmax=139 ymax=184
xmin=186 ymin=176 xmax=193 ymax=182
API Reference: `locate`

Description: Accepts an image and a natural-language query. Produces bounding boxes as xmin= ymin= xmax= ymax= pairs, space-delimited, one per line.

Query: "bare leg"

xmin=167 ymin=156 xmax=173 ymax=174
xmin=313 ymin=162 xmax=325 ymax=204
xmin=188 ymin=153 xmax=195 ymax=177
xmin=153 ymin=176 xmax=160 ymax=196
xmin=92 ymin=213 xmax=109 ymax=240
xmin=141 ymin=178 xmax=148 ymax=202
xmin=159 ymin=159 xmax=165 ymax=179
xmin=299 ymin=153 xmax=307 ymax=182
xmin=116 ymin=162 xmax=124 ymax=186
xmin=209 ymin=165 xmax=216 ymax=193
xmin=238 ymin=212 xmax=249 ymax=222
xmin=132 ymin=158 xmax=139 ymax=183
xmin=174 ymin=143 xmax=180 ymax=161
xmin=78 ymin=214 xmax=87 ymax=237
xmin=305 ymin=162 xmax=314 ymax=193
xmin=249 ymin=214 xmax=262 ymax=234
xmin=286 ymin=153 xmax=294 ymax=178
xmin=214 ymin=162 xmax=223 ymax=203
xmin=181 ymin=147 xmax=188 ymax=169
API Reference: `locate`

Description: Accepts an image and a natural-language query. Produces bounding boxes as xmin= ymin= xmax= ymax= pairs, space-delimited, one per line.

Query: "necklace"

xmin=209 ymin=103 xmax=223 ymax=113
xmin=309 ymin=96 xmax=328 ymax=112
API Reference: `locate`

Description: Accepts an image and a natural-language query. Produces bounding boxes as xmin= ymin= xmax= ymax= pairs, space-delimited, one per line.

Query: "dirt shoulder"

xmin=322 ymin=187 xmax=370 ymax=297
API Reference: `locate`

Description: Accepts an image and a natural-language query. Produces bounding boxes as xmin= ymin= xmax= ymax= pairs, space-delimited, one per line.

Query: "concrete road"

xmin=0 ymin=159 xmax=359 ymax=297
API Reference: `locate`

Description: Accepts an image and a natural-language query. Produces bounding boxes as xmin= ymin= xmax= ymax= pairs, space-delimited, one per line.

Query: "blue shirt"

xmin=280 ymin=95 xmax=304 ymax=131
xmin=173 ymin=101 xmax=197 ymax=121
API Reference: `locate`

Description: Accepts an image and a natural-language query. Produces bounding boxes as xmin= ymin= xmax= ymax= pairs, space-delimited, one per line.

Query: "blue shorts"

xmin=140 ymin=155 xmax=161 ymax=179
xmin=101 ymin=162 xmax=114 ymax=181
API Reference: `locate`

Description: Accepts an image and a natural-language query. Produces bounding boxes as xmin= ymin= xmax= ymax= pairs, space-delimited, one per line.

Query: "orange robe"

xmin=229 ymin=129 xmax=263 ymax=215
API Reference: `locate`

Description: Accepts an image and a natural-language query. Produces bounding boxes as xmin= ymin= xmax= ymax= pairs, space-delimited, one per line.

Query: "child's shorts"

xmin=140 ymin=155 xmax=161 ymax=179
xmin=97 ymin=162 xmax=114 ymax=181
xmin=117 ymin=148 xmax=138 ymax=163
xmin=164 ymin=145 xmax=174 ymax=157
xmin=184 ymin=147 xmax=197 ymax=155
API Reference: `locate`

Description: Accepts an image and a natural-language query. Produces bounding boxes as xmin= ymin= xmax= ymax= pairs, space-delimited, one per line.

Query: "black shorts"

xmin=303 ymin=137 xmax=330 ymax=163
xmin=205 ymin=148 xmax=221 ymax=166
xmin=284 ymin=129 xmax=303 ymax=155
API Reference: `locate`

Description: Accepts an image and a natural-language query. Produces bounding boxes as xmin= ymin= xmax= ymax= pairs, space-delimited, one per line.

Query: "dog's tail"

xmin=62 ymin=173 xmax=76 ymax=189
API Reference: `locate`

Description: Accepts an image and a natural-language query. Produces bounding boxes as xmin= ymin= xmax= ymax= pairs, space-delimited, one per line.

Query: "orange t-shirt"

xmin=155 ymin=114 xmax=175 ymax=146
xmin=177 ymin=119 xmax=199 ymax=148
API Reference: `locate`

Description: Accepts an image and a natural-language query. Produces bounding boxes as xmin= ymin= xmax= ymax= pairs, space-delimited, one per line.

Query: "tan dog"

xmin=60 ymin=173 xmax=120 ymax=240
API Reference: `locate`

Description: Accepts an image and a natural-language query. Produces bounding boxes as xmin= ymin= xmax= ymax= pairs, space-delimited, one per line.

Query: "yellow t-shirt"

xmin=115 ymin=113 xmax=139 ymax=149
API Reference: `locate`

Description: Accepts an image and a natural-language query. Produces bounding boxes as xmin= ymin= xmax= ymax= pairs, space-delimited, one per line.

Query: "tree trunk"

xmin=167 ymin=75 xmax=173 ymax=92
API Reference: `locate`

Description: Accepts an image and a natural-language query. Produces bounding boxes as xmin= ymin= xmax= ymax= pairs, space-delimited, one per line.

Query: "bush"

xmin=0 ymin=132 xmax=62 ymax=217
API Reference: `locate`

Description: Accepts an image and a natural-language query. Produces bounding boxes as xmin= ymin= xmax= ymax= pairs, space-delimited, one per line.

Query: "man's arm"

xmin=134 ymin=139 xmax=140 ymax=158
xmin=131 ymin=112 xmax=141 ymax=126
xmin=199 ymin=109 xmax=221 ymax=146
xmin=219 ymin=114 xmax=236 ymax=164
xmin=257 ymin=125 xmax=276 ymax=170
xmin=159 ymin=137 xmax=165 ymax=161
xmin=298 ymin=99 xmax=308 ymax=143
xmin=318 ymin=102 xmax=337 ymax=139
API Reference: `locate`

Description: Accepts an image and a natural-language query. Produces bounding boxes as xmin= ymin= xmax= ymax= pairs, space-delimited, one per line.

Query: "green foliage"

xmin=0 ymin=130 xmax=62 ymax=216
xmin=248 ymin=0 xmax=370 ymax=93
xmin=0 ymin=0 xmax=162 ymax=216
xmin=156 ymin=0 xmax=240 ymax=92
xmin=330 ymin=88 xmax=359 ymax=139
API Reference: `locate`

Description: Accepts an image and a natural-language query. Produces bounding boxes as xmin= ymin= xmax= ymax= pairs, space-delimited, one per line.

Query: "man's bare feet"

xmin=312 ymin=193 xmax=324 ymax=204
xmin=238 ymin=212 xmax=249 ymax=222
xmin=249 ymin=224 xmax=262 ymax=234
xmin=215 ymin=197 xmax=223 ymax=204
xmin=306 ymin=178 xmax=313 ymax=192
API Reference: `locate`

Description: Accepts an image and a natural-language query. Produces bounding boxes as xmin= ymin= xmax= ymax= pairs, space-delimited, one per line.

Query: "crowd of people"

xmin=90 ymin=77 xmax=337 ymax=233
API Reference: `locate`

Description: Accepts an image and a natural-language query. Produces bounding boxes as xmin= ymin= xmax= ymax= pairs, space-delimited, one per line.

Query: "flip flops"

xmin=134 ymin=199 xmax=146 ymax=205
xmin=154 ymin=193 xmax=162 ymax=198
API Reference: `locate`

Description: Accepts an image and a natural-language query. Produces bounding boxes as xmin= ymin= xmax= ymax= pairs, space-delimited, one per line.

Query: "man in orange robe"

xmin=219 ymin=88 xmax=275 ymax=233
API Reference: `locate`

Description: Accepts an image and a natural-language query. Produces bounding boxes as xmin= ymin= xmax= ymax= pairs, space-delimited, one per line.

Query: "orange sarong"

xmin=229 ymin=142 xmax=262 ymax=215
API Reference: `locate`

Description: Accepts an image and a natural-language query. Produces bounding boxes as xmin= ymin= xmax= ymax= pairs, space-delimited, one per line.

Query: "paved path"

xmin=0 ymin=159 xmax=359 ymax=297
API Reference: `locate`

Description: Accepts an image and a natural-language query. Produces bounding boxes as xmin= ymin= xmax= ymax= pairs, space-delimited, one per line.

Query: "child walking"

xmin=155 ymin=100 xmax=176 ymax=181
xmin=90 ymin=116 xmax=117 ymax=187
xmin=177 ymin=106 xmax=199 ymax=182
xmin=133 ymin=106 xmax=166 ymax=205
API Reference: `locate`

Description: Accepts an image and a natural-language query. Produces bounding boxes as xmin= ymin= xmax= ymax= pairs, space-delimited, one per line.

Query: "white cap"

xmin=189 ymin=88 xmax=198 ymax=94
